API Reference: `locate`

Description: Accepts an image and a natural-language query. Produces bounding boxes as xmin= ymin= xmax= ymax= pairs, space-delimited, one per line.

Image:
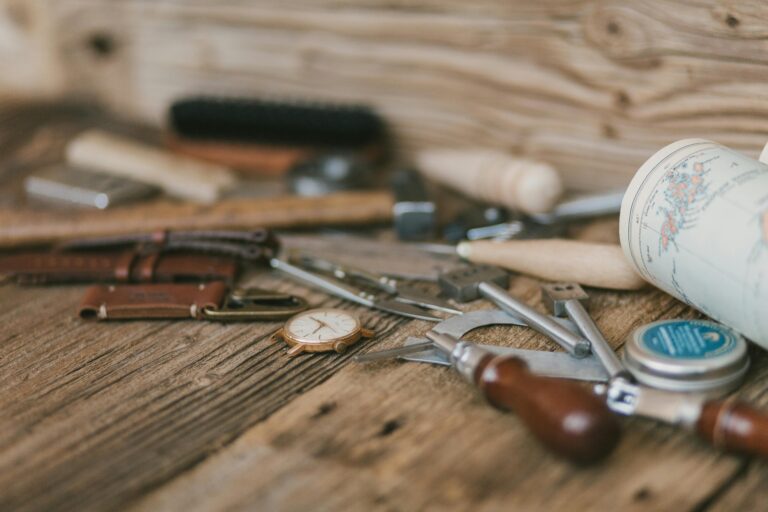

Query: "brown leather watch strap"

xmin=0 ymin=251 xmax=238 ymax=284
xmin=78 ymin=281 xmax=228 ymax=320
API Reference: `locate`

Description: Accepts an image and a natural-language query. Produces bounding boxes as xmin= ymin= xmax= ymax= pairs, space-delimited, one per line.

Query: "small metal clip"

xmin=201 ymin=287 xmax=308 ymax=321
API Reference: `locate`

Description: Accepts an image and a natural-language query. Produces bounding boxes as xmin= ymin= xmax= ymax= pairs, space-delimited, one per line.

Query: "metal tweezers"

xmin=288 ymin=252 xmax=461 ymax=315
xmin=270 ymin=256 xmax=461 ymax=322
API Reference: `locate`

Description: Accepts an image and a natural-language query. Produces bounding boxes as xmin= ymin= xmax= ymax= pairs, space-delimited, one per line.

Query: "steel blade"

xmin=394 ymin=285 xmax=463 ymax=315
xmin=373 ymin=299 xmax=443 ymax=322
xmin=401 ymin=336 xmax=610 ymax=381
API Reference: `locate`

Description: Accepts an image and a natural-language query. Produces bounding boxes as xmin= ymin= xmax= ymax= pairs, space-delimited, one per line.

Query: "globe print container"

xmin=620 ymin=139 xmax=768 ymax=350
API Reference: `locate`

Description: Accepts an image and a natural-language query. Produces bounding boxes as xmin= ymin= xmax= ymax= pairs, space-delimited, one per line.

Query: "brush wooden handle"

xmin=697 ymin=400 xmax=768 ymax=459
xmin=477 ymin=354 xmax=621 ymax=464
xmin=67 ymin=130 xmax=237 ymax=203
xmin=457 ymin=239 xmax=646 ymax=290
xmin=166 ymin=134 xmax=311 ymax=176
xmin=0 ymin=191 xmax=394 ymax=248
xmin=416 ymin=149 xmax=563 ymax=214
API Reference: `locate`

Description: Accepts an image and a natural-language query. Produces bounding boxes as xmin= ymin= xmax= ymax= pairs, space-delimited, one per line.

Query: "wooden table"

xmin=1 ymin=230 xmax=767 ymax=512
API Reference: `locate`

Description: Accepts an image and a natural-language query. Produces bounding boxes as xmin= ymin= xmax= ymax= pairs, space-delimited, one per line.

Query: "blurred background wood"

xmin=2 ymin=0 xmax=768 ymax=190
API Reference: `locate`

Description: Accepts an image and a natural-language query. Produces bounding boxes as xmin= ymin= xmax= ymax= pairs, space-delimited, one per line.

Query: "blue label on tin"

xmin=639 ymin=320 xmax=738 ymax=359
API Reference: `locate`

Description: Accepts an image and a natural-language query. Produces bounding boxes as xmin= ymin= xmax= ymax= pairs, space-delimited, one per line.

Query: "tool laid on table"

xmin=274 ymin=307 xmax=375 ymax=356
xmin=288 ymin=252 xmax=461 ymax=315
xmin=24 ymin=165 xmax=159 ymax=210
xmin=391 ymin=168 xmax=436 ymax=241
xmin=444 ymin=189 xmax=625 ymax=242
xmin=542 ymin=283 xmax=768 ymax=459
xmin=0 ymin=191 xmax=394 ymax=248
xmin=356 ymin=309 xmax=621 ymax=464
xmin=443 ymin=206 xmax=563 ymax=243
xmin=437 ymin=265 xmax=591 ymax=356
xmin=66 ymin=129 xmax=237 ymax=203
xmin=78 ymin=282 xmax=307 ymax=321
xmin=416 ymin=148 xmax=563 ymax=214
xmin=421 ymin=239 xmax=646 ymax=290
xmin=529 ymin=189 xmax=626 ymax=225
xmin=355 ymin=309 xmax=610 ymax=382
xmin=270 ymin=257 xmax=444 ymax=322
xmin=541 ymin=283 xmax=629 ymax=381
xmin=287 ymin=153 xmax=374 ymax=196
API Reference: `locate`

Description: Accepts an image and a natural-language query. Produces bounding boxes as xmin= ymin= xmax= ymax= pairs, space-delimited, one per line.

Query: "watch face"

xmin=284 ymin=308 xmax=360 ymax=344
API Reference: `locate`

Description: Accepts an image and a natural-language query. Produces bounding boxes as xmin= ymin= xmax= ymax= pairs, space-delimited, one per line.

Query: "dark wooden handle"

xmin=476 ymin=355 xmax=621 ymax=464
xmin=696 ymin=400 xmax=768 ymax=458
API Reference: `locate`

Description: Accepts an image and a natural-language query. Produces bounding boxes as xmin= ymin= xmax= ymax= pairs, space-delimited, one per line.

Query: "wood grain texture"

xmin=0 ymin=191 xmax=395 ymax=247
xmin=1 ymin=236 xmax=767 ymax=511
xmin=8 ymin=0 xmax=768 ymax=190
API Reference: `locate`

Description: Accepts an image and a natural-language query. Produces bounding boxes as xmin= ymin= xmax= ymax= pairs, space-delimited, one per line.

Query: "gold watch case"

xmin=274 ymin=307 xmax=375 ymax=356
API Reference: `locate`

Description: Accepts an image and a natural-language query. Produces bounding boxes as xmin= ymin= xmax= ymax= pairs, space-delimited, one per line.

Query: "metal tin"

xmin=624 ymin=319 xmax=749 ymax=396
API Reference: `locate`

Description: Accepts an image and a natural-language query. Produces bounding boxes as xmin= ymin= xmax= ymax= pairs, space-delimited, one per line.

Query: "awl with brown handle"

xmin=545 ymin=283 xmax=768 ymax=459
xmin=602 ymin=379 xmax=768 ymax=459
xmin=427 ymin=330 xmax=621 ymax=464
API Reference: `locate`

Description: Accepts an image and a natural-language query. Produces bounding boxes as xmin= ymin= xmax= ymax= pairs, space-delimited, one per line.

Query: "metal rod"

xmin=353 ymin=341 xmax=435 ymax=363
xmin=478 ymin=281 xmax=591 ymax=357
xmin=563 ymin=301 xmax=628 ymax=379
xmin=270 ymin=258 xmax=373 ymax=307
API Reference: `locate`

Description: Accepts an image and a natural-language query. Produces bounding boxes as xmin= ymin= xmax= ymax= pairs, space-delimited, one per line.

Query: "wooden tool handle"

xmin=477 ymin=355 xmax=621 ymax=464
xmin=67 ymin=129 xmax=237 ymax=203
xmin=416 ymin=149 xmax=563 ymax=214
xmin=696 ymin=400 xmax=768 ymax=459
xmin=458 ymin=239 xmax=646 ymax=290
xmin=0 ymin=191 xmax=394 ymax=248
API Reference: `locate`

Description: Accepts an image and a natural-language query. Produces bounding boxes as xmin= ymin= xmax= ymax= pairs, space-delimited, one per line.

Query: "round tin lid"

xmin=624 ymin=319 xmax=749 ymax=394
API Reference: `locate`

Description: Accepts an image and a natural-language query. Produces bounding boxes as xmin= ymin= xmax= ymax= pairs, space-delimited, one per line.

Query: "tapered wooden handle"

xmin=458 ymin=239 xmax=647 ymax=290
xmin=67 ymin=129 xmax=237 ymax=203
xmin=477 ymin=355 xmax=621 ymax=464
xmin=416 ymin=149 xmax=563 ymax=214
xmin=696 ymin=400 xmax=768 ymax=459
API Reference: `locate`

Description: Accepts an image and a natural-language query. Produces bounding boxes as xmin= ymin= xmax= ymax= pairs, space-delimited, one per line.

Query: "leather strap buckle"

xmin=201 ymin=287 xmax=308 ymax=321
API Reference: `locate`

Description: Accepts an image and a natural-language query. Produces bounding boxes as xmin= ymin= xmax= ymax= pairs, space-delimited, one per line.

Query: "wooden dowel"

xmin=0 ymin=191 xmax=394 ymax=248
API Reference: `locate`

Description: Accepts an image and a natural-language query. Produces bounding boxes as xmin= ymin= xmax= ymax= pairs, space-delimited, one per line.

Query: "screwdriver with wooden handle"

xmin=426 ymin=330 xmax=621 ymax=464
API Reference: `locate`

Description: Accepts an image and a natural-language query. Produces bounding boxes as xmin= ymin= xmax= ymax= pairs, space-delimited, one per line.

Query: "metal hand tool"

xmin=354 ymin=309 xmax=609 ymax=382
xmin=543 ymin=282 xmax=768 ymax=459
xmin=391 ymin=168 xmax=436 ymax=241
xmin=356 ymin=310 xmax=620 ymax=464
xmin=541 ymin=283 xmax=629 ymax=380
xmin=438 ymin=265 xmax=591 ymax=357
xmin=270 ymin=257 xmax=443 ymax=322
xmin=529 ymin=189 xmax=625 ymax=225
xmin=288 ymin=252 xmax=461 ymax=315
xmin=598 ymin=378 xmax=768 ymax=459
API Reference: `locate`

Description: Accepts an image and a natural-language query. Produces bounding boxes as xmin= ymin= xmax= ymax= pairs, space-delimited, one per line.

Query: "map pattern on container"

xmin=623 ymin=140 xmax=768 ymax=346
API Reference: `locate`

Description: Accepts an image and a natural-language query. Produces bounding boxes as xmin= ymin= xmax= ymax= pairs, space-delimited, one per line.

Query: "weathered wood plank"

xmin=2 ymin=227 xmax=767 ymax=511
xmin=0 ymin=268 xmax=408 ymax=511
xmin=131 ymin=281 xmax=768 ymax=511
xmin=7 ymin=0 xmax=768 ymax=190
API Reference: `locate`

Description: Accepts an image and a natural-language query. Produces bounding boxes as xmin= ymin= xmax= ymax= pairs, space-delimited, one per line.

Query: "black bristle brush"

xmin=169 ymin=97 xmax=386 ymax=148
